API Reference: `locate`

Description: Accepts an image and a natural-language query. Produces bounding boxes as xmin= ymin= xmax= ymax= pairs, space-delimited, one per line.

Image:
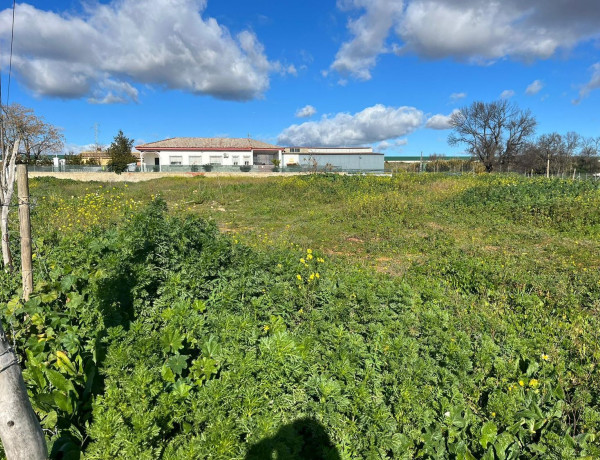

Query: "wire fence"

xmin=26 ymin=164 xmax=390 ymax=174
xmin=17 ymin=163 xmax=600 ymax=180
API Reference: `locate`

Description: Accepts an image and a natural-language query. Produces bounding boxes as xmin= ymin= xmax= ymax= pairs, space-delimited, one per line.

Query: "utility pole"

xmin=17 ymin=165 xmax=32 ymax=300
xmin=93 ymin=123 xmax=100 ymax=151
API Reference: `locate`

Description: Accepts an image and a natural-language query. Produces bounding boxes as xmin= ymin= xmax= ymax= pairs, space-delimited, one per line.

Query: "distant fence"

xmin=27 ymin=164 xmax=387 ymax=174
xmin=24 ymin=164 xmax=599 ymax=180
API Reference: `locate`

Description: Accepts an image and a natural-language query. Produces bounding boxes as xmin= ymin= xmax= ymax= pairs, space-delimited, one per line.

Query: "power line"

xmin=6 ymin=0 xmax=16 ymax=106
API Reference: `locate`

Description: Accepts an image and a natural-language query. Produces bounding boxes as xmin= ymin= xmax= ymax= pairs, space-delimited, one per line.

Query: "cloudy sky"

xmin=0 ymin=0 xmax=599 ymax=155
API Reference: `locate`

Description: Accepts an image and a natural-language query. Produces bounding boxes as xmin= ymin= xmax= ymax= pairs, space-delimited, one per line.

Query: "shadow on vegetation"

xmin=245 ymin=418 xmax=340 ymax=460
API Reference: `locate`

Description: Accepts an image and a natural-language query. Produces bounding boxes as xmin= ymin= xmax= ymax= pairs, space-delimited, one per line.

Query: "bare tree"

xmin=536 ymin=133 xmax=564 ymax=177
xmin=576 ymin=136 xmax=600 ymax=173
xmin=2 ymin=104 xmax=64 ymax=164
xmin=448 ymin=100 xmax=536 ymax=172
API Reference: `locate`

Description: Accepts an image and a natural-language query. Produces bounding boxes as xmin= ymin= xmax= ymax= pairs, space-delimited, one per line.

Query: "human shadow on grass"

xmin=245 ymin=418 xmax=341 ymax=460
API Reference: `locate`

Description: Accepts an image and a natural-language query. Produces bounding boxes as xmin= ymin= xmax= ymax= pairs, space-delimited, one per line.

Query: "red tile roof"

xmin=136 ymin=137 xmax=280 ymax=151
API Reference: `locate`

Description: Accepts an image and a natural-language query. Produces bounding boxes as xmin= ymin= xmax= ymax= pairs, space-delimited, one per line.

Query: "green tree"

xmin=107 ymin=130 xmax=136 ymax=173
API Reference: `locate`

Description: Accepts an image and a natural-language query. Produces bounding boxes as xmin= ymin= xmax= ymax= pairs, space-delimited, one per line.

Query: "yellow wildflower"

xmin=300 ymin=258 xmax=305 ymax=264
xmin=519 ymin=380 xmax=524 ymax=387
xmin=309 ymin=273 xmax=315 ymax=281
xmin=307 ymin=254 xmax=313 ymax=260
xmin=541 ymin=354 xmax=549 ymax=361
xmin=263 ymin=325 xmax=269 ymax=332
xmin=307 ymin=249 xmax=312 ymax=254
xmin=296 ymin=274 xmax=302 ymax=281
xmin=315 ymin=272 xmax=320 ymax=279
xmin=529 ymin=379 xmax=539 ymax=388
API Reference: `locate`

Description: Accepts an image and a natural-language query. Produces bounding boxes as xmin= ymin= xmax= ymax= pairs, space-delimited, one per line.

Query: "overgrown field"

xmin=1 ymin=174 xmax=599 ymax=459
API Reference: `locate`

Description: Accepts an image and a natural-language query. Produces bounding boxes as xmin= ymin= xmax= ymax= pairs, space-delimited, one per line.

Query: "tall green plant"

xmin=107 ymin=130 xmax=135 ymax=174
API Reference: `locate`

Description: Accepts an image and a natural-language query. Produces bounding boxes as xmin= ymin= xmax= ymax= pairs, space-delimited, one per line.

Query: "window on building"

xmin=289 ymin=148 xmax=300 ymax=153
xmin=232 ymin=155 xmax=239 ymax=166
xmin=209 ymin=155 xmax=223 ymax=165
xmin=170 ymin=156 xmax=183 ymax=165
xmin=189 ymin=156 xmax=202 ymax=165
xmin=243 ymin=155 xmax=251 ymax=166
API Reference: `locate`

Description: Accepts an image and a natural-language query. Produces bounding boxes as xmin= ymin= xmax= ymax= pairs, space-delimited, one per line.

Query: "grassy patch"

xmin=0 ymin=173 xmax=597 ymax=458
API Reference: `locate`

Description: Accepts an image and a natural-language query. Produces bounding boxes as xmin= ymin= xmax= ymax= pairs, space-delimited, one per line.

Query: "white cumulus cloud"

xmin=331 ymin=0 xmax=600 ymax=78
xmin=377 ymin=140 xmax=392 ymax=150
xmin=331 ymin=0 xmax=405 ymax=80
xmin=574 ymin=63 xmax=600 ymax=104
xmin=295 ymin=105 xmax=317 ymax=118
xmin=425 ymin=109 xmax=459 ymax=130
xmin=377 ymin=138 xmax=408 ymax=150
xmin=278 ymin=104 xmax=424 ymax=146
xmin=0 ymin=0 xmax=279 ymax=102
xmin=500 ymin=89 xmax=515 ymax=99
xmin=450 ymin=92 xmax=467 ymax=102
xmin=526 ymin=80 xmax=544 ymax=95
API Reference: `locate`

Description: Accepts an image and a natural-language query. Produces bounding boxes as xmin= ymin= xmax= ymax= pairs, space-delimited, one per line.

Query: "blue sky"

xmin=0 ymin=0 xmax=599 ymax=156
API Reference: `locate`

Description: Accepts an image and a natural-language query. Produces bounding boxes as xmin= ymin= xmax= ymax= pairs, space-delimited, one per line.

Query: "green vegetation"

xmin=1 ymin=173 xmax=599 ymax=458
xmin=107 ymin=130 xmax=136 ymax=173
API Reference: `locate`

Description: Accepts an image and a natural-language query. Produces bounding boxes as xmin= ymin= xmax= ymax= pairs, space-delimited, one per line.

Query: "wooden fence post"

xmin=17 ymin=165 xmax=32 ymax=301
xmin=0 ymin=324 xmax=48 ymax=459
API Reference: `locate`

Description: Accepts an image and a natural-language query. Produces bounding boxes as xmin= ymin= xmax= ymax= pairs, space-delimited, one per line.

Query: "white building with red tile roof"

xmin=135 ymin=137 xmax=282 ymax=170
xmin=136 ymin=137 xmax=384 ymax=171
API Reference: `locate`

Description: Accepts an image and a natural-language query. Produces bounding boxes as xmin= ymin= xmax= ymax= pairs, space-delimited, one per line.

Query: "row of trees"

xmin=518 ymin=132 xmax=599 ymax=175
xmin=449 ymin=100 xmax=599 ymax=174
xmin=0 ymin=104 xmax=136 ymax=173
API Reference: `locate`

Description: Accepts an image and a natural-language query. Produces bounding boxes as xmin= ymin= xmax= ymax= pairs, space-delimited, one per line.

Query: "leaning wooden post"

xmin=0 ymin=325 xmax=48 ymax=459
xmin=17 ymin=165 xmax=33 ymax=301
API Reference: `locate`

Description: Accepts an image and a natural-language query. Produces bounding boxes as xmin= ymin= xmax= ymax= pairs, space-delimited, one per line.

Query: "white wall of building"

xmin=282 ymin=152 xmax=383 ymax=170
xmin=139 ymin=149 xmax=282 ymax=168
xmin=161 ymin=150 xmax=254 ymax=166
